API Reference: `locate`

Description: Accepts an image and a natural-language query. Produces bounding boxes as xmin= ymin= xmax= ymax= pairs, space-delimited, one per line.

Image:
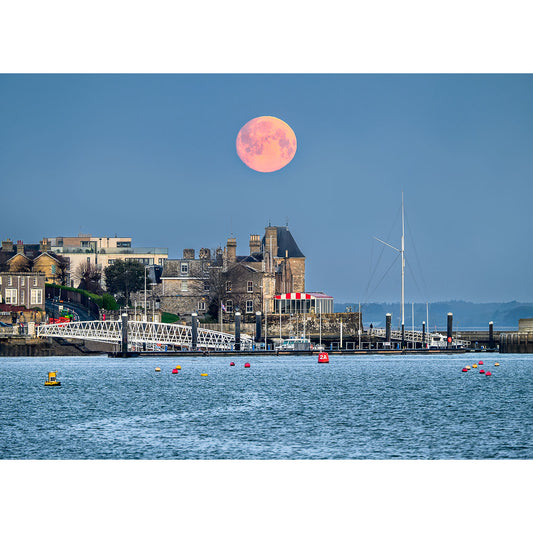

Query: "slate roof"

xmin=261 ymin=226 xmax=304 ymax=258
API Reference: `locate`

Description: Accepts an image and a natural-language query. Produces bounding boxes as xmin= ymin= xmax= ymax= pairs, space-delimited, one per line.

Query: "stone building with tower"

xmin=159 ymin=224 xmax=308 ymax=322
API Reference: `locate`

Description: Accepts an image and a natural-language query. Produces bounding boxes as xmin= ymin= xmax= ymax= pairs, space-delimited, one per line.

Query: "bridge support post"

xmin=191 ymin=313 xmax=198 ymax=350
xmin=489 ymin=321 xmax=494 ymax=350
xmin=255 ymin=311 xmax=262 ymax=344
xmin=385 ymin=313 xmax=391 ymax=347
xmin=422 ymin=321 xmax=426 ymax=348
xmin=235 ymin=312 xmax=241 ymax=351
xmin=447 ymin=313 xmax=453 ymax=349
xmin=121 ymin=313 xmax=128 ymax=353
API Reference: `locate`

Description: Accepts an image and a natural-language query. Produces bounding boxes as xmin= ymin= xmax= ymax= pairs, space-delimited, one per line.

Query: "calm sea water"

xmin=0 ymin=353 xmax=531 ymax=459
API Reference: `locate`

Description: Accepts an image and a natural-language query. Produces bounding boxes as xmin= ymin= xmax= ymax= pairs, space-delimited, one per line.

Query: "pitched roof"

xmin=261 ymin=226 xmax=304 ymax=258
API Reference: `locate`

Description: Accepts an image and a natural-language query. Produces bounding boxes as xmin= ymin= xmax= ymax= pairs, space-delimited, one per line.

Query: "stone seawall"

xmin=0 ymin=337 xmax=110 ymax=356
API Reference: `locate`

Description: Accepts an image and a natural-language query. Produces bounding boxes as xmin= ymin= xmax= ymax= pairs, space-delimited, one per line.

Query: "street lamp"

xmin=143 ymin=265 xmax=149 ymax=322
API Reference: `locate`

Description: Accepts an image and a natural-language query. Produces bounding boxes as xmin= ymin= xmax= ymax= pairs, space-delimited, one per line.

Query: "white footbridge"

xmin=371 ymin=328 xmax=470 ymax=348
xmin=37 ymin=320 xmax=253 ymax=351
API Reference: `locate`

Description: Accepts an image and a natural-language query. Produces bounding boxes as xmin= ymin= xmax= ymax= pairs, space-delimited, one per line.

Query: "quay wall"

xmin=500 ymin=332 xmax=533 ymax=353
xmin=0 ymin=337 xmax=109 ymax=356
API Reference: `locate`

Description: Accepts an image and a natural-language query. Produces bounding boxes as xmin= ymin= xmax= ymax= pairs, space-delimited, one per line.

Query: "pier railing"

xmin=36 ymin=320 xmax=253 ymax=350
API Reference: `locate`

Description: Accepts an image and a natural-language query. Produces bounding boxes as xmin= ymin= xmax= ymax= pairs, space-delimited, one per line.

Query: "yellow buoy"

xmin=44 ymin=371 xmax=61 ymax=386
xmin=155 ymin=367 xmax=161 ymax=372
xmin=472 ymin=364 xmax=478 ymax=368
xmin=201 ymin=373 xmax=208 ymax=377
xmin=176 ymin=365 xmax=181 ymax=370
xmin=494 ymin=362 xmax=500 ymax=366
xmin=466 ymin=366 xmax=471 ymax=370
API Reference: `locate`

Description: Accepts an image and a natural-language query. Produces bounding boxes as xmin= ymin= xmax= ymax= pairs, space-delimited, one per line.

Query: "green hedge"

xmin=161 ymin=311 xmax=180 ymax=324
xmin=46 ymin=284 xmax=118 ymax=310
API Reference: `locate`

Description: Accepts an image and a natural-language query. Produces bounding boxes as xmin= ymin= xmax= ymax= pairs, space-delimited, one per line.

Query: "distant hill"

xmin=334 ymin=301 xmax=533 ymax=329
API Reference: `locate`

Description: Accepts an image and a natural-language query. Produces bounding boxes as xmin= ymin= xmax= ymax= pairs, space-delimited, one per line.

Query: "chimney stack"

xmin=16 ymin=240 xmax=24 ymax=255
xmin=249 ymin=234 xmax=261 ymax=255
xmin=40 ymin=238 xmax=51 ymax=252
xmin=226 ymin=238 xmax=237 ymax=264
xmin=1 ymin=239 xmax=14 ymax=252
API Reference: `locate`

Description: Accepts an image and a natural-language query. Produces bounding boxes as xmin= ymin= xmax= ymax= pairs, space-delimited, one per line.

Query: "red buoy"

xmin=230 ymin=362 xmax=235 ymax=366
xmin=171 ymin=368 xmax=178 ymax=374
xmin=462 ymin=368 xmax=468 ymax=372
xmin=479 ymin=369 xmax=485 ymax=374
xmin=478 ymin=361 xmax=484 ymax=365
xmin=244 ymin=362 xmax=251 ymax=368
xmin=318 ymin=352 xmax=329 ymax=364
xmin=486 ymin=371 xmax=492 ymax=376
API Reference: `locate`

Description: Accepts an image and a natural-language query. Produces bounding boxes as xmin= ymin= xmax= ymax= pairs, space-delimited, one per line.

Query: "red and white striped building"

xmin=273 ymin=292 xmax=334 ymax=314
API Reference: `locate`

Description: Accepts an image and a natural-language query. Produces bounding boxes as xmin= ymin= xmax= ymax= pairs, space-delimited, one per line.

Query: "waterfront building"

xmin=0 ymin=238 xmax=68 ymax=285
xmin=160 ymin=224 xmax=311 ymax=321
xmin=160 ymin=248 xmax=218 ymax=319
xmin=0 ymin=271 xmax=46 ymax=312
xmin=273 ymin=292 xmax=334 ymax=314
xmin=46 ymin=234 xmax=168 ymax=288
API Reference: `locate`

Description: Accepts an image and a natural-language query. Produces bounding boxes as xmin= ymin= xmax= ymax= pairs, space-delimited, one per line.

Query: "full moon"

xmin=236 ymin=116 xmax=297 ymax=173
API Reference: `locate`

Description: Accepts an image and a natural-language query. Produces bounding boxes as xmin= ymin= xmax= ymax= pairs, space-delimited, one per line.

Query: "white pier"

xmin=37 ymin=320 xmax=253 ymax=351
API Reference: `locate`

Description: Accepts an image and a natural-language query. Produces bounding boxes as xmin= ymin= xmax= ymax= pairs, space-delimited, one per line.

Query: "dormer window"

xmin=181 ymin=263 xmax=189 ymax=275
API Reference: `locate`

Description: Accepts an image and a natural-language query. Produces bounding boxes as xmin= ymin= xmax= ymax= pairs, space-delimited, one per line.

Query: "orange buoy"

xmin=171 ymin=368 xmax=178 ymax=374
xmin=244 ymin=362 xmax=251 ymax=368
xmin=486 ymin=371 xmax=492 ymax=376
xmin=318 ymin=352 xmax=329 ymax=363
xmin=494 ymin=362 xmax=500 ymax=366
xmin=230 ymin=362 xmax=235 ymax=366
xmin=472 ymin=364 xmax=478 ymax=368
xmin=480 ymin=369 xmax=485 ymax=374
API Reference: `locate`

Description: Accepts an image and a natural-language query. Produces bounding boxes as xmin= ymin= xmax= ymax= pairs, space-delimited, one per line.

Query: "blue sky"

xmin=1 ymin=74 xmax=532 ymax=303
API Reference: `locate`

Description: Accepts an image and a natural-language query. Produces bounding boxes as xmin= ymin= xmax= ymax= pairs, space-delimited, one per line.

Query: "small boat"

xmin=45 ymin=371 xmax=61 ymax=386
xmin=427 ymin=333 xmax=466 ymax=349
xmin=276 ymin=337 xmax=314 ymax=351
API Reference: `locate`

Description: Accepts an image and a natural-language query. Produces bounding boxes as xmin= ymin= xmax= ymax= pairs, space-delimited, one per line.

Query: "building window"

xmin=21 ymin=277 xmax=25 ymax=286
xmin=117 ymin=241 xmax=131 ymax=248
xmin=247 ymin=281 xmax=253 ymax=292
xmin=8 ymin=276 xmax=12 ymax=286
xmin=5 ymin=289 xmax=17 ymax=304
xmin=198 ymin=301 xmax=206 ymax=311
xmin=181 ymin=263 xmax=189 ymax=275
xmin=31 ymin=289 xmax=43 ymax=305
xmin=203 ymin=281 xmax=210 ymax=291
xmin=20 ymin=291 xmax=25 ymax=305
xmin=226 ymin=281 xmax=232 ymax=292
xmin=226 ymin=300 xmax=233 ymax=313
xmin=51 ymin=265 xmax=56 ymax=274
xmin=108 ymin=259 xmax=115 ymax=265
xmin=87 ymin=257 xmax=91 ymax=264
xmin=33 ymin=277 xmax=38 ymax=286
xmin=246 ymin=300 xmax=253 ymax=313
xmin=181 ymin=280 xmax=188 ymax=292
xmin=158 ymin=258 xmax=163 ymax=265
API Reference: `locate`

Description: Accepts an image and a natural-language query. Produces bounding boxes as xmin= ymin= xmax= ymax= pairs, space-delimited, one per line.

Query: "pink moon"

xmin=236 ymin=116 xmax=297 ymax=173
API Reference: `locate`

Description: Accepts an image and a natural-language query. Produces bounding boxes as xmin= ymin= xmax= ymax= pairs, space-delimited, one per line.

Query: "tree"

xmin=74 ymin=262 xmax=103 ymax=295
xmin=207 ymin=266 xmax=225 ymax=321
xmin=104 ymin=259 xmax=146 ymax=306
xmin=55 ymin=255 xmax=70 ymax=286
